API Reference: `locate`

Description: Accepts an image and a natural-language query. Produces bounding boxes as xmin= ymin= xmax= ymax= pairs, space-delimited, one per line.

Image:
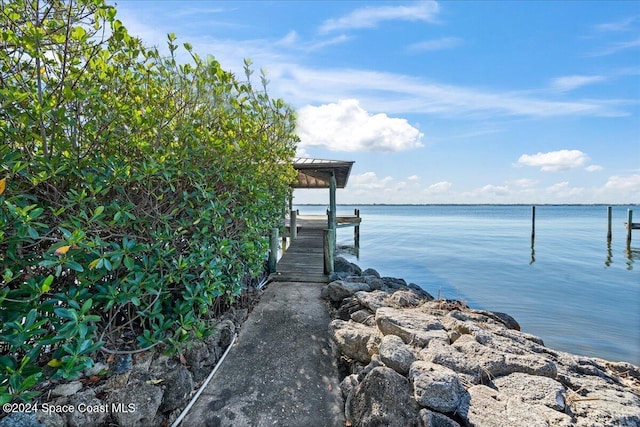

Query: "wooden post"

xmin=290 ymin=210 xmax=297 ymax=240
xmin=607 ymin=206 xmax=612 ymax=242
xmin=268 ymin=227 xmax=278 ymax=274
xmin=328 ymin=171 xmax=336 ymax=232
xmin=627 ymin=209 xmax=633 ymax=248
xmin=323 ymin=228 xmax=335 ymax=274
xmin=531 ymin=205 xmax=536 ymax=241
xmin=354 ymin=208 xmax=360 ymax=248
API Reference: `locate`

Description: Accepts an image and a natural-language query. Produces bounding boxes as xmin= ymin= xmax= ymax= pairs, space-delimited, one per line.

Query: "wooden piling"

xmin=323 ymin=228 xmax=335 ymax=274
xmin=607 ymin=206 xmax=612 ymax=242
xmin=290 ymin=210 xmax=297 ymax=240
xmin=354 ymin=209 xmax=360 ymax=248
xmin=268 ymin=227 xmax=278 ymax=274
xmin=627 ymin=209 xmax=633 ymax=248
xmin=531 ymin=205 xmax=536 ymax=241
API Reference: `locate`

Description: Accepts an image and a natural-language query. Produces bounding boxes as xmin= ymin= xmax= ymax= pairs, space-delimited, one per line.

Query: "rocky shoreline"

xmin=324 ymin=258 xmax=640 ymax=427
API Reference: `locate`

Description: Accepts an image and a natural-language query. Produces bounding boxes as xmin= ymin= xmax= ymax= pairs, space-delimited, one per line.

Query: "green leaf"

xmin=41 ymin=275 xmax=53 ymax=293
xmin=65 ymin=261 xmax=84 ymax=272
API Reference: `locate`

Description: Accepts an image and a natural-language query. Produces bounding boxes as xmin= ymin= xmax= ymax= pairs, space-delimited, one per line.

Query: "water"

xmin=295 ymin=204 xmax=640 ymax=365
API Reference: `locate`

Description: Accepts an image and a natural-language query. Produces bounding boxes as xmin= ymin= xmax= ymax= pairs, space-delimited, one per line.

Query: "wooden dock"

xmin=268 ymin=214 xmax=361 ymax=284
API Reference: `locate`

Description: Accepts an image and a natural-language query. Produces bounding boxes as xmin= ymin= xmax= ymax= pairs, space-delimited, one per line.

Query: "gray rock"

xmin=329 ymin=319 xmax=378 ymax=363
xmin=340 ymin=374 xmax=359 ymax=398
xmin=51 ymin=381 xmax=82 ymax=397
xmin=362 ymin=268 xmax=381 ymax=278
xmin=379 ymin=334 xmax=416 ymax=375
xmin=348 ymin=367 xmax=420 ymax=427
xmin=322 ymin=280 xmax=371 ymax=302
xmin=35 ymin=412 xmax=65 ymax=427
xmin=376 ymin=307 xmax=449 ymax=347
xmin=83 ymin=362 xmax=109 ymax=377
xmin=350 ymin=309 xmax=376 ymax=326
xmin=109 ymin=381 xmax=163 ymax=426
xmin=381 ymin=277 xmax=408 ymax=290
xmin=418 ymin=409 xmax=461 ymax=427
xmin=67 ymin=390 xmax=109 ymax=427
xmin=388 ymin=289 xmax=426 ymax=308
xmin=493 ymin=372 xmax=566 ymax=410
xmin=469 ymin=309 xmax=521 ymax=330
xmin=0 ymin=413 xmax=44 ymax=427
xmin=410 ymin=361 xmax=466 ymax=413
xmin=354 ymin=290 xmax=392 ymax=312
xmin=160 ymin=365 xmax=194 ymax=412
xmin=334 ymin=257 xmax=362 ymax=275
xmin=452 ymin=336 xmax=557 ymax=380
xmin=458 ymin=384 xmax=572 ymax=427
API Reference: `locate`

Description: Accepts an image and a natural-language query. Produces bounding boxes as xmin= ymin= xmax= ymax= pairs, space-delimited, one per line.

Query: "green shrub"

xmin=1 ymin=0 xmax=297 ymax=404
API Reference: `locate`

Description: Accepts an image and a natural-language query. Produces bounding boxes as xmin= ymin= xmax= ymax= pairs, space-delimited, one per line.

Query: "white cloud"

xmin=514 ymin=178 xmax=538 ymax=188
xmin=515 ymin=150 xmax=590 ymax=172
xmin=551 ymin=75 xmax=606 ymax=92
xmin=594 ymin=16 xmax=639 ymax=32
xmin=407 ymin=37 xmax=462 ymax=52
xmin=588 ymin=37 xmax=640 ymax=57
xmin=585 ymin=165 xmax=603 ymax=172
xmin=319 ymin=1 xmax=439 ymax=34
xmin=546 ymin=182 xmax=585 ymax=198
xmin=425 ymin=181 xmax=453 ymax=193
xmin=604 ymin=174 xmax=640 ymax=191
xmin=296 ymin=99 xmax=424 ymax=152
xmin=270 ymin=65 xmax=631 ymax=118
xmin=350 ymin=172 xmax=394 ymax=189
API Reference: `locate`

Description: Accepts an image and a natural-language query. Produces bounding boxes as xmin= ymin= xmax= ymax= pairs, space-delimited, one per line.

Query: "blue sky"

xmin=115 ymin=1 xmax=640 ymax=204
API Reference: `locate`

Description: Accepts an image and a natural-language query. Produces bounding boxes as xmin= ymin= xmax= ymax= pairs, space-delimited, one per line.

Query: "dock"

xmin=180 ymin=214 xmax=360 ymax=426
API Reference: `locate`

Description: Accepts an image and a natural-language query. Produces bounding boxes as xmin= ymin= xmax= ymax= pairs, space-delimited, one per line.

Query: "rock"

xmin=83 ymin=362 xmax=109 ymax=377
xmin=376 ymin=307 xmax=449 ymax=347
xmin=493 ymin=372 xmax=566 ymax=410
xmin=335 ymin=257 xmax=362 ymax=276
xmin=184 ymin=341 xmax=210 ymax=383
xmin=354 ymin=290 xmax=392 ymax=312
xmin=362 ymin=268 xmax=381 ymax=278
xmin=379 ymin=334 xmax=416 ymax=375
xmin=322 ymin=280 xmax=371 ymax=302
xmin=452 ymin=336 xmax=557 ymax=380
xmin=410 ymin=361 xmax=466 ymax=413
xmin=160 ymin=365 xmax=194 ymax=412
xmin=51 ymin=380 xmax=83 ymax=397
xmin=329 ymin=319 xmax=379 ymax=363
xmin=469 ymin=309 xmax=521 ymax=330
xmin=340 ymin=374 xmax=359 ymax=398
xmin=108 ymin=381 xmax=163 ymax=426
xmin=348 ymin=367 xmax=420 ymax=427
xmin=113 ymin=354 xmax=133 ymax=374
xmin=458 ymin=384 xmax=572 ymax=427
xmin=381 ymin=276 xmax=408 ymax=290
xmin=407 ymin=283 xmax=435 ymax=300
xmin=388 ymin=289 xmax=426 ymax=308
xmin=418 ymin=409 xmax=461 ymax=427
xmin=67 ymin=389 xmax=110 ymax=427
xmin=350 ymin=309 xmax=376 ymax=326
xmin=0 ymin=413 xmax=44 ymax=427
xmin=36 ymin=412 xmax=65 ymax=427
xmin=336 ymin=297 xmax=364 ymax=321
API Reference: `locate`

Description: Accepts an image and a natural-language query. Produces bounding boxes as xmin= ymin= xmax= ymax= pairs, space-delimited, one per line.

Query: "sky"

xmin=113 ymin=0 xmax=640 ymax=205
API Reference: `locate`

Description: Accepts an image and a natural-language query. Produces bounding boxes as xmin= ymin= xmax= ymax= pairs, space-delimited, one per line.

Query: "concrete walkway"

xmin=181 ymin=280 xmax=345 ymax=426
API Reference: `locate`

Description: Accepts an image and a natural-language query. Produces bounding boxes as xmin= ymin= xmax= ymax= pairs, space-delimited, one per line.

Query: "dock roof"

xmin=292 ymin=157 xmax=354 ymax=189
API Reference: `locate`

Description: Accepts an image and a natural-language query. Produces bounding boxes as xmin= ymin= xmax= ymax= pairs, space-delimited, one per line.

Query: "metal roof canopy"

xmin=292 ymin=157 xmax=354 ymax=189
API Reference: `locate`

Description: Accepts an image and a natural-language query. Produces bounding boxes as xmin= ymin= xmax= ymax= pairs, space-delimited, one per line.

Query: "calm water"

xmin=296 ymin=204 xmax=640 ymax=365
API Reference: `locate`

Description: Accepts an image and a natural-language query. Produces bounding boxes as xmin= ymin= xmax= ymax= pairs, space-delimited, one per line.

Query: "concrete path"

xmin=181 ymin=281 xmax=345 ymax=427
